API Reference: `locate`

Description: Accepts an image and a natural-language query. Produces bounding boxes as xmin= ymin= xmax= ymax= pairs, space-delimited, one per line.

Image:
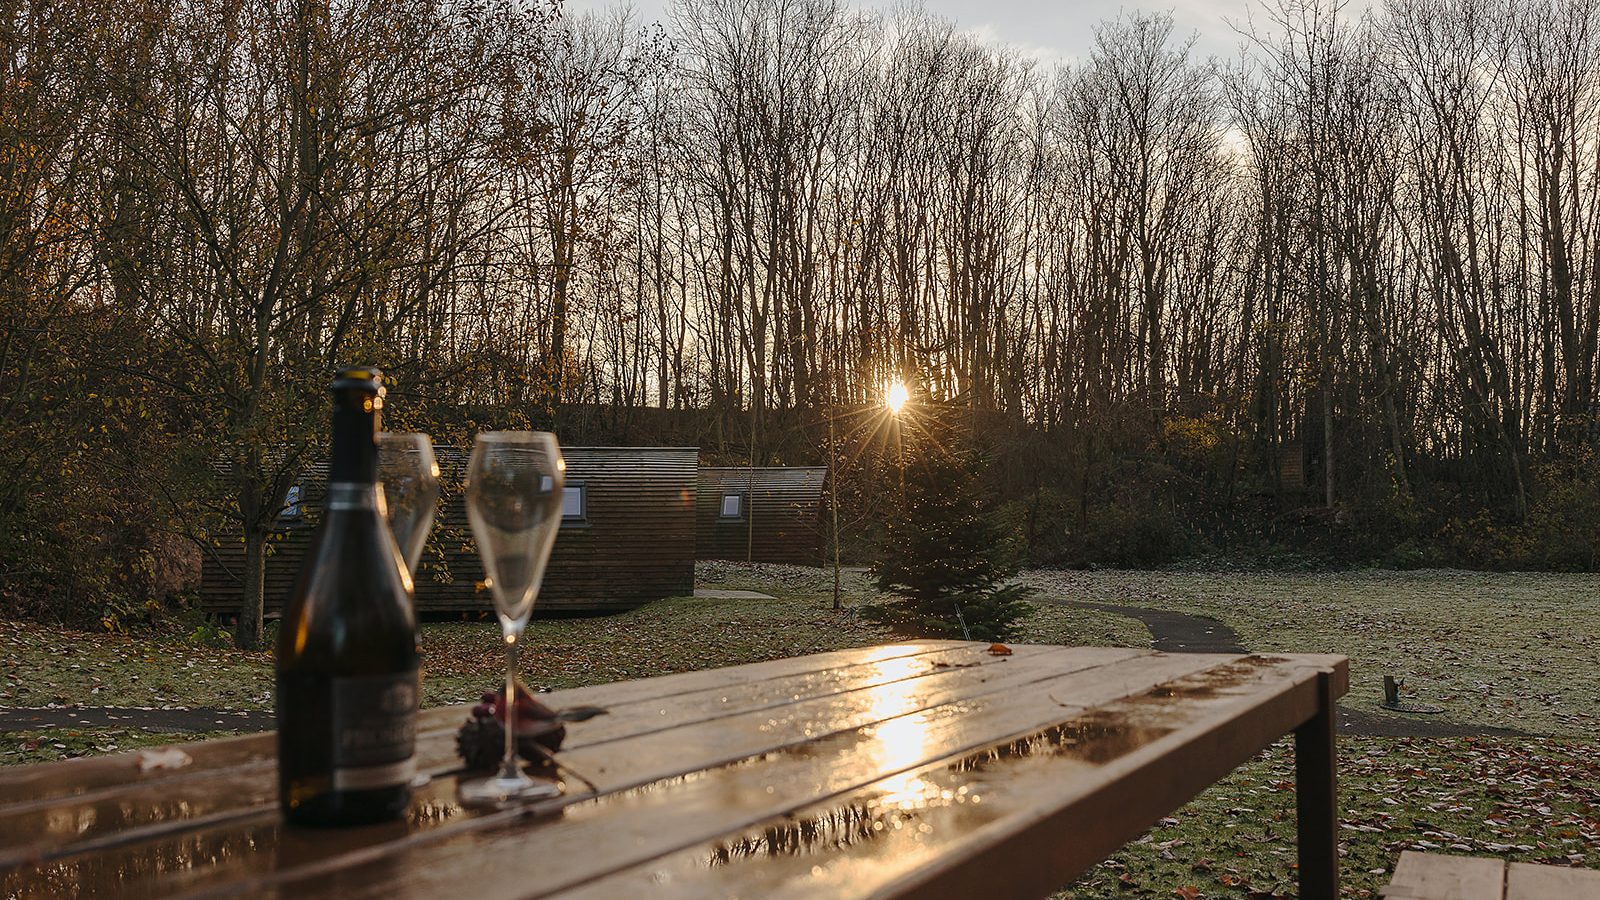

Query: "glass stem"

xmin=500 ymin=632 xmax=520 ymax=780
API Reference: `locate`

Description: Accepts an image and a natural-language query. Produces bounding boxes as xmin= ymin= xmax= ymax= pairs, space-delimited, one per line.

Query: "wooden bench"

xmin=1384 ymin=851 xmax=1600 ymax=899
xmin=0 ymin=642 xmax=1347 ymax=898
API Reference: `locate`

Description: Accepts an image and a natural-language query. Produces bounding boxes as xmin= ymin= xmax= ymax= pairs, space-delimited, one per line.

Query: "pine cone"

xmin=454 ymin=713 xmax=506 ymax=770
xmin=454 ymin=683 xmax=569 ymax=770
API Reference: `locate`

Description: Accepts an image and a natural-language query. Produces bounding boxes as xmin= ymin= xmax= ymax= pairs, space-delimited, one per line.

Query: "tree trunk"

xmin=236 ymin=522 xmax=267 ymax=650
xmin=1322 ymin=356 xmax=1336 ymax=509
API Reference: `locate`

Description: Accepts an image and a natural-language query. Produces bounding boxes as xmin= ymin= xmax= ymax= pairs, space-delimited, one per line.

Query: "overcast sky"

xmin=556 ymin=0 xmax=1367 ymax=65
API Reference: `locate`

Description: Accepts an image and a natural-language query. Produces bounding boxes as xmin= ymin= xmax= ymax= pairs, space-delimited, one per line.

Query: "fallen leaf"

xmin=137 ymin=748 xmax=192 ymax=772
xmin=987 ymin=643 xmax=1013 ymax=656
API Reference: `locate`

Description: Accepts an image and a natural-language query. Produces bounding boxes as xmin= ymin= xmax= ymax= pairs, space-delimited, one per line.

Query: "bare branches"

xmin=11 ymin=0 xmax=1600 ymax=624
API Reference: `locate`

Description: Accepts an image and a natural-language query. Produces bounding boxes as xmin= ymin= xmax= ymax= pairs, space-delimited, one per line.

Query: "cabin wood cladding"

xmin=695 ymin=466 xmax=827 ymax=565
xmin=201 ymin=447 xmax=698 ymax=616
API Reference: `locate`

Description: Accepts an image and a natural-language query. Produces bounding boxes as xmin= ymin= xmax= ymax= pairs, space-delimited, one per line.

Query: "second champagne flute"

xmin=460 ymin=431 xmax=565 ymax=805
xmin=375 ymin=435 xmax=437 ymax=792
xmin=377 ymin=432 xmax=441 ymax=579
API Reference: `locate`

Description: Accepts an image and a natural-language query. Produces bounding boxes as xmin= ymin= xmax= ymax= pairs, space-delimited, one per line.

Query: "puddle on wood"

xmin=572 ymin=664 xmax=1215 ymax=865
xmin=974 ymin=713 xmax=1174 ymax=768
xmin=1144 ymin=656 xmax=1287 ymax=701
xmin=688 ymin=659 xmax=1299 ymax=870
xmin=0 ymin=775 xmax=469 ymax=897
xmin=700 ymin=711 xmax=1175 ymax=869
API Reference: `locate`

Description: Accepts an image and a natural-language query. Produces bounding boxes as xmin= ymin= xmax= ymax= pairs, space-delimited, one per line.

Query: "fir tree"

xmin=872 ymin=432 xmax=1033 ymax=641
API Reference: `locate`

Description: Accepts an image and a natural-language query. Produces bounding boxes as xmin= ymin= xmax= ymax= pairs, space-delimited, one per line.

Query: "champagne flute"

xmin=377 ymin=433 xmax=441 ymax=578
xmin=460 ymin=431 xmax=565 ymax=804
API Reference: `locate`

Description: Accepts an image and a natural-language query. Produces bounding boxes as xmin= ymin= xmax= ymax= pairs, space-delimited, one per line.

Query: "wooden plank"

xmin=496 ymin=640 xmax=974 ymax=714
xmin=560 ymin=642 xmax=1065 ymax=747
xmin=1505 ymin=862 xmax=1600 ymax=899
xmin=548 ymin=655 xmax=1346 ymax=900
xmin=0 ymin=643 xmax=1115 ymax=889
xmin=2 ymin=647 xmax=1165 ymax=897
xmin=0 ymin=641 xmax=965 ymax=808
xmin=0 ymin=638 xmax=1006 ymax=853
xmin=168 ymin=651 xmax=1234 ymax=899
xmin=1385 ymin=851 xmax=1506 ymax=900
xmin=0 ymin=731 xmax=278 ymax=812
xmin=0 ymin=637 xmax=966 ymax=819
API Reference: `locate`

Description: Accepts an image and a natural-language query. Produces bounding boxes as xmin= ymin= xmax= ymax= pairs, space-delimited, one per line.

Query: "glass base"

xmin=458 ymin=770 xmax=562 ymax=806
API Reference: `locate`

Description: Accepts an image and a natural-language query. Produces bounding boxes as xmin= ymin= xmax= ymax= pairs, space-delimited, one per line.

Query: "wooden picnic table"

xmin=0 ymin=641 xmax=1347 ymax=899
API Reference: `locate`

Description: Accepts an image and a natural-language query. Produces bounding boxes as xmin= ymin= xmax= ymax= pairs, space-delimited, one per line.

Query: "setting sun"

xmin=886 ymin=381 xmax=909 ymax=415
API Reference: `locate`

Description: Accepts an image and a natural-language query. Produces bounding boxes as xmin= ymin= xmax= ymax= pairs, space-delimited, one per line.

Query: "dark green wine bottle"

xmin=275 ymin=367 xmax=420 ymax=827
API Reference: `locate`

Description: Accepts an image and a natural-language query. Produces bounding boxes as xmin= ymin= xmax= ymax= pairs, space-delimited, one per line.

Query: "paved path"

xmin=694 ymin=588 xmax=777 ymax=600
xmin=1064 ymin=600 xmax=1247 ymax=654
xmin=0 ymin=706 xmax=272 ymax=733
xmin=1058 ymin=600 xmax=1524 ymax=739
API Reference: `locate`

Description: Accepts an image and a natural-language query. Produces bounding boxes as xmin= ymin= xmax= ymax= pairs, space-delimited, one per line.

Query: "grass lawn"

xmin=0 ymin=563 xmax=1594 ymax=897
xmin=1019 ymin=569 xmax=1600 ymax=739
xmin=0 ymin=562 xmax=1143 ymax=767
xmin=1071 ymin=734 xmax=1598 ymax=898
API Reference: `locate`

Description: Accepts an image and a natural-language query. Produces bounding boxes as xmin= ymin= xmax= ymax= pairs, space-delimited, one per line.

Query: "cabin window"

xmin=282 ymin=484 xmax=303 ymax=520
xmin=562 ymin=482 xmax=587 ymax=524
xmin=719 ymin=493 xmax=744 ymax=520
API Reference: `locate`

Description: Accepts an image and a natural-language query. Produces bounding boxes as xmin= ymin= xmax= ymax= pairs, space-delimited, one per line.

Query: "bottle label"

xmin=325 ymin=482 xmax=380 ymax=511
xmin=331 ymin=670 xmax=418 ymax=790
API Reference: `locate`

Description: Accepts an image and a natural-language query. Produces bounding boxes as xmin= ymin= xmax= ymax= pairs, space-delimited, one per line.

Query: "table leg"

xmin=1295 ymin=669 xmax=1338 ymax=900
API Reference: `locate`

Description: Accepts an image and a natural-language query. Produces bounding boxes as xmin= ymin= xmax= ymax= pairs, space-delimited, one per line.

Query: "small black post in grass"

xmin=1381 ymin=674 xmax=1443 ymax=714
xmin=1383 ymin=675 xmax=1402 ymax=707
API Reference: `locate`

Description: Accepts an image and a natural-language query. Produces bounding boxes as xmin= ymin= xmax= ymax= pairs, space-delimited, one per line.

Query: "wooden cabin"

xmin=201 ymin=446 xmax=698 ymax=617
xmin=1279 ymin=440 xmax=1307 ymax=493
xmin=695 ymin=466 xmax=827 ymax=566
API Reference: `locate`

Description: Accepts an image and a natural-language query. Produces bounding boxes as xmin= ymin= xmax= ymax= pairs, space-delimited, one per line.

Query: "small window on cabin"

xmin=562 ymin=482 xmax=587 ymax=524
xmin=720 ymin=493 xmax=744 ymax=520
xmin=282 ymin=484 xmax=303 ymax=520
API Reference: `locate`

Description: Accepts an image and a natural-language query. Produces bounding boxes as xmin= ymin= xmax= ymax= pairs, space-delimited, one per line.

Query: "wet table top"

xmin=0 ymin=641 xmax=1347 ymax=899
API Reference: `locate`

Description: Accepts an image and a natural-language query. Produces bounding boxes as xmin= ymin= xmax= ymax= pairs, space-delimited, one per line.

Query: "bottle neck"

xmin=328 ymin=391 xmax=379 ymax=483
